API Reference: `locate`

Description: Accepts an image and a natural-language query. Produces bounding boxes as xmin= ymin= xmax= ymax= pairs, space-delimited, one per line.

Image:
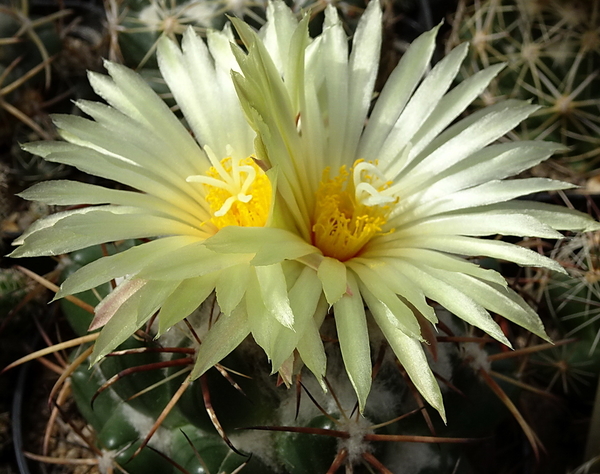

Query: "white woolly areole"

xmin=427 ymin=341 xmax=456 ymax=391
xmin=138 ymin=0 xmax=217 ymax=28
xmin=461 ymin=342 xmax=492 ymax=373
xmin=229 ymin=430 xmax=279 ymax=471
xmin=337 ymin=415 xmax=374 ymax=464
xmin=383 ymin=442 xmax=442 ymax=473
xmin=120 ymin=402 xmax=172 ymax=453
xmin=98 ymin=450 xmax=118 ymax=474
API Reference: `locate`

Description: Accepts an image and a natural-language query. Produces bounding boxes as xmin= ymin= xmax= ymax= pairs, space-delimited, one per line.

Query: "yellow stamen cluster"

xmin=190 ymin=156 xmax=271 ymax=229
xmin=312 ymin=161 xmax=393 ymax=262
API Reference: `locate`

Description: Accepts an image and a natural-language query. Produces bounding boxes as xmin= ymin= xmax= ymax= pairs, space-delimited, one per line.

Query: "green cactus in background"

xmin=448 ymin=0 xmax=600 ymax=180
xmin=105 ymin=0 xmax=260 ymax=68
xmin=541 ymin=230 xmax=600 ymax=388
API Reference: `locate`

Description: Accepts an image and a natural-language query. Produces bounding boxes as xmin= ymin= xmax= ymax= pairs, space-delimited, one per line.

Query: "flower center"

xmin=311 ymin=160 xmax=395 ymax=262
xmin=188 ymin=155 xmax=271 ymax=229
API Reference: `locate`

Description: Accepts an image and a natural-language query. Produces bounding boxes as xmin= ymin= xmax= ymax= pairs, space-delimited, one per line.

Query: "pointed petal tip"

xmin=50 ymin=291 xmax=63 ymax=303
xmin=6 ymin=247 xmax=20 ymax=258
xmin=435 ymin=402 xmax=447 ymax=425
xmin=583 ymin=220 xmax=600 ymax=233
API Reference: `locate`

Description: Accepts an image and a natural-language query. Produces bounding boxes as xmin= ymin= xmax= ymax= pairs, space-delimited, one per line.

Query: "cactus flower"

xmin=10 ymin=0 xmax=600 ymax=421
xmin=227 ymin=1 xmax=600 ymax=418
xmin=9 ymin=20 xmax=317 ymax=373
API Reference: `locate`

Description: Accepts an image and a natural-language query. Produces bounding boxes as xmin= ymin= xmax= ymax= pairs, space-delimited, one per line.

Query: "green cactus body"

xmin=59 ymin=246 xmax=535 ymax=473
xmin=449 ymin=0 xmax=600 ymax=176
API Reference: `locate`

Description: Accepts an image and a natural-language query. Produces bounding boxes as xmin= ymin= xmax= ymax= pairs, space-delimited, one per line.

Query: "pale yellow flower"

xmin=9 ymin=18 xmax=315 ymax=376
xmin=226 ymin=1 xmax=600 ymax=418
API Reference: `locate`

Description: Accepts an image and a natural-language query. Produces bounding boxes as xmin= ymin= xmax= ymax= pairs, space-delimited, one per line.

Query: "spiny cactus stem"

xmin=44 ymin=378 xmax=72 ymax=455
xmin=487 ymin=339 xmax=575 ymax=361
xmin=132 ymin=374 xmax=192 ymax=460
xmin=396 ymin=361 xmax=437 ymax=434
xmin=199 ymin=373 xmax=247 ymax=457
xmin=48 ymin=344 xmax=94 ymax=403
xmin=91 ymin=358 xmax=194 ymax=408
xmin=2 ymin=333 xmax=99 ymax=373
xmin=361 ymin=451 xmax=393 ymax=474
xmin=50 ymin=393 xmax=103 ymax=457
xmin=106 ymin=347 xmax=195 ymax=356
xmin=14 ymin=265 xmax=95 ymax=313
xmin=437 ymin=335 xmax=492 ymax=343
xmin=327 ymin=448 xmax=348 ymax=474
xmin=478 ymin=368 xmax=543 ymax=460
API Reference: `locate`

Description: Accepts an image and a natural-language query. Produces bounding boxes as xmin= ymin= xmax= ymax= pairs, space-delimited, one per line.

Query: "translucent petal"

xmin=499 ymin=201 xmax=600 ymax=233
xmin=207 ymin=28 xmax=255 ymax=153
xmin=57 ymin=236 xmax=198 ymax=298
xmin=10 ymin=207 xmax=204 ymax=257
xmin=351 ymin=257 xmax=437 ymax=324
xmin=390 ymin=211 xmax=563 ymax=240
xmin=433 ymin=271 xmax=548 ymax=341
xmin=296 ymin=296 xmax=328 ymax=381
xmin=407 ymin=100 xmax=529 ymax=177
xmin=23 ymin=142 xmax=206 ymax=216
xmin=255 ymin=263 xmax=295 ymax=329
xmin=261 ymin=0 xmax=299 ymax=75
xmin=158 ymin=30 xmax=253 ymax=158
xmin=397 ymin=142 xmax=565 ymax=213
xmin=52 ymin=114 xmax=204 ymax=199
xmin=320 ymin=5 xmax=349 ymax=170
xmin=158 ymin=32 xmax=219 ymax=152
xmin=317 ymin=256 xmax=346 ymax=305
xmin=408 ymin=64 xmax=506 ymax=159
xmin=12 ymin=205 xmax=98 ymax=246
xmin=367 ymin=249 xmax=507 ymax=287
xmin=378 ymin=42 xmax=469 ymax=169
xmin=333 ymin=271 xmax=372 ymax=411
xmin=157 ymin=274 xmax=218 ymax=334
xmin=283 ymin=14 xmax=310 ymax=118
xmin=215 ymin=263 xmax=251 ymax=316
xmin=245 ymin=268 xmax=282 ymax=360
xmin=359 ymin=25 xmax=439 ymax=158
xmin=190 ymin=305 xmax=250 ymax=379
xmin=368 ymin=303 xmax=445 ymax=421
xmin=72 ymin=98 xmax=205 ymax=179
xmin=388 ymin=259 xmax=511 ymax=347
xmin=95 ymin=61 xmax=205 ymax=172
xmin=364 ymin=235 xmax=565 ymax=274
xmin=270 ymin=266 xmax=323 ymax=372
xmin=90 ymin=279 xmax=179 ymax=364
xmin=349 ymin=262 xmax=421 ymax=338
xmin=137 ymin=242 xmax=252 ymax=280
xmin=204 ymin=226 xmax=318 ymax=265
xmin=397 ymin=102 xmax=539 ymax=187
xmin=87 ymin=70 xmax=140 ymax=123
xmin=344 ymin=0 xmax=382 ymax=161
xmin=18 ymin=180 xmax=205 ymax=228
xmin=411 ymin=178 xmax=575 ymax=218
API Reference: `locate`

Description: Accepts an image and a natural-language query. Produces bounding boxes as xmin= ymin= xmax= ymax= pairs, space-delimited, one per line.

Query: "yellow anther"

xmin=188 ymin=156 xmax=271 ymax=229
xmin=312 ymin=161 xmax=393 ymax=261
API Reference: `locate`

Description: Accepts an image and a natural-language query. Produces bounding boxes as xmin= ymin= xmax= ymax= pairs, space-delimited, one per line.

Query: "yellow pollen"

xmin=191 ymin=156 xmax=271 ymax=229
xmin=312 ymin=161 xmax=394 ymax=262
